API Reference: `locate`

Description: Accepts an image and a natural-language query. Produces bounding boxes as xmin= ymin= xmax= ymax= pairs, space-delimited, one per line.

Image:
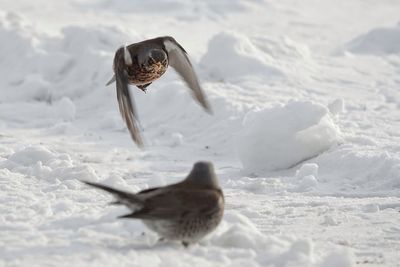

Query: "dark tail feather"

xmin=82 ymin=181 xmax=143 ymax=205
xmin=118 ymin=213 xmax=137 ymax=219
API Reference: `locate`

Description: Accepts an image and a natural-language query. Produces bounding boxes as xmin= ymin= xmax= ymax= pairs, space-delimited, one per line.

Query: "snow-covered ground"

xmin=1 ymin=0 xmax=400 ymax=266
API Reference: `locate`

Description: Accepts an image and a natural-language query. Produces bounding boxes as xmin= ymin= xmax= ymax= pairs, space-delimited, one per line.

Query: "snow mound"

xmin=0 ymin=145 xmax=98 ymax=182
xmin=318 ymin=250 xmax=354 ymax=267
xmin=343 ymin=24 xmax=400 ymax=55
xmin=77 ymin=0 xmax=254 ymax=17
xmin=236 ymin=101 xmax=341 ymax=173
xmin=327 ymin=98 xmax=345 ymax=116
xmin=0 ymin=12 xmax=131 ymax=102
xmin=211 ymin=211 xmax=354 ymax=267
xmin=252 ymin=35 xmax=312 ymax=61
xmin=7 ymin=146 xmax=56 ymax=166
xmin=296 ymin=163 xmax=319 ymax=178
xmin=295 ymin=163 xmax=319 ymax=191
xmin=200 ymin=31 xmax=283 ymax=80
xmin=57 ymin=97 xmax=76 ymax=121
xmin=212 ymin=211 xmax=269 ymax=249
xmin=380 ymin=88 xmax=400 ymax=106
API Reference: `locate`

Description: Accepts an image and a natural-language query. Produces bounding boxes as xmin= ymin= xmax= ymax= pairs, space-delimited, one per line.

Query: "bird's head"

xmin=146 ymin=49 xmax=168 ymax=66
xmin=185 ymin=161 xmax=219 ymax=188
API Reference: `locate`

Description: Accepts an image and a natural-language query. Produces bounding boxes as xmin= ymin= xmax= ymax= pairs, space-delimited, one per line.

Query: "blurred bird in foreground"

xmin=83 ymin=161 xmax=224 ymax=246
xmin=107 ymin=36 xmax=212 ymax=147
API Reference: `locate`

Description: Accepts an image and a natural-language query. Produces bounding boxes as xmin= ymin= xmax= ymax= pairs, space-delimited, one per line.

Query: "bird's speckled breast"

xmin=143 ymin=208 xmax=223 ymax=243
xmin=127 ymin=60 xmax=168 ymax=85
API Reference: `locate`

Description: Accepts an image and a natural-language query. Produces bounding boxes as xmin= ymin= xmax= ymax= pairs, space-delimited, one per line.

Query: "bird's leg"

xmin=137 ymin=83 xmax=152 ymax=93
xmin=182 ymin=241 xmax=190 ymax=247
xmin=158 ymin=237 xmax=165 ymax=243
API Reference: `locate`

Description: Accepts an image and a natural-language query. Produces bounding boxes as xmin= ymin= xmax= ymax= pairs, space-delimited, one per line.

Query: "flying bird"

xmin=83 ymin=161 xmax=224 ymax=246
xmin=107 ymin=36 xmax=212 ymax=147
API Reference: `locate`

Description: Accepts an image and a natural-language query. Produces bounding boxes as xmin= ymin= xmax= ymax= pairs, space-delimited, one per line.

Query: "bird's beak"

xmin=106 ymin=75 xmax=116 ymax=86
xmin=124 ymin=44 xmax=133 ymax=66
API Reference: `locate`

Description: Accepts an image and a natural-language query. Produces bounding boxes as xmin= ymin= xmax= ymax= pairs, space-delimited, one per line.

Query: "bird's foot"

xmin=137 ymin=86 xmax=147 ymax=93
xmin=137 ymin=83 xmax=151 ymax=93
xmin=182 ymin=241 xmax=190 ymax=247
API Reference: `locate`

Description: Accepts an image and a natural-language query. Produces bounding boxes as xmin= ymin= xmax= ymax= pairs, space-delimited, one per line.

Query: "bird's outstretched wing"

xmin=163 ymin=37 xmax=212 ymax=113
xmin=115 ymin=68 xmax=144 ymax=147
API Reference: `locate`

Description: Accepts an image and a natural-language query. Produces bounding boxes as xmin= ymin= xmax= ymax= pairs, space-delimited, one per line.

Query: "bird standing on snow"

xmin=107 ymin=36 xmax=212 ymax=147
xmin=83 ymin=161 xmax=224 ymax=246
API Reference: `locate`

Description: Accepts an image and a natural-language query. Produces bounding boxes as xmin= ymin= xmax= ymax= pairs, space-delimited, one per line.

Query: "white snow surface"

xmin=343 ymin=24 xmax=400 ymax=55
xmin=1 ymin=0 xmax=400 ymax=266
xmin=236 ymin=101 xmax=341 ymax=173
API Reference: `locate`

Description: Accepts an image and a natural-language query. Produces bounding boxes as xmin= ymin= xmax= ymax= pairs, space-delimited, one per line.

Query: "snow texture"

xmin=200 ymin=31 xmax=283 ymax=80
xmin=344 ymin=24 xmax=400 ymax=55
xmin=1 ymin=0 xmax=400 ymax=266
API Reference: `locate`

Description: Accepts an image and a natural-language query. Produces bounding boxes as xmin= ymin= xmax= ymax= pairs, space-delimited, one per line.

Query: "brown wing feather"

xmin=163 ymin=37 xmax=212 ymax=113
xmin=115 ymin=64 xmax=144 ymax=147
xmin=131 ymin=188 xmax=223 ymax=220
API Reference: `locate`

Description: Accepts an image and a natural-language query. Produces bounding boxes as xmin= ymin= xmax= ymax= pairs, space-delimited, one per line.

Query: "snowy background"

xmin=1 ymin=0 xmax=400 ymax=266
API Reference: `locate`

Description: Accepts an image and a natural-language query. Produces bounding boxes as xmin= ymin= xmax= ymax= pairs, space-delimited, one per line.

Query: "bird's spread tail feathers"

xmin=82 ymin=181 xmax=144 ymax=212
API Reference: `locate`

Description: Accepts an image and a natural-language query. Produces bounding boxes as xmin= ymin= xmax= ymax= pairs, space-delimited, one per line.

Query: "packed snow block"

xmin=200 ymin=31 xmax=283 ymax=80
xmin=343 ymin=25 xmax=400 ymax=55
xmin=237 ymin=101 xmax=341 ymax=173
